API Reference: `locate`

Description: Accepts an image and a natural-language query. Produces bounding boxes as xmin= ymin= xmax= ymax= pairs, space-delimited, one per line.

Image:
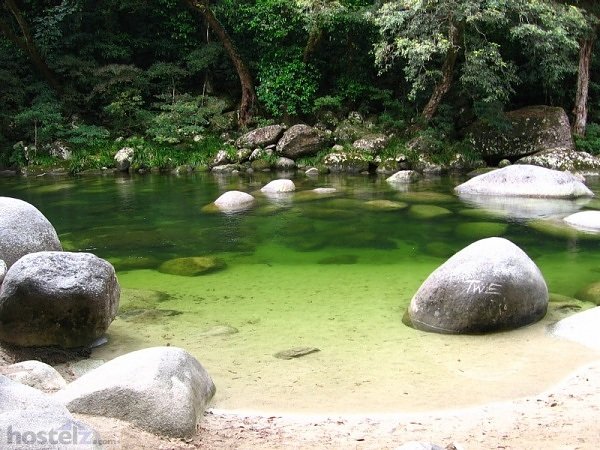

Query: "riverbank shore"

xmin=72 ymin=360 xmax=600 ymax=449
xmin=3 ymin=342 xmax=600 ymax=449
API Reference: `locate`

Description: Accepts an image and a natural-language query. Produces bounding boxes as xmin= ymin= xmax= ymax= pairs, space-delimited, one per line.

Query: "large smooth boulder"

xmin=236 ymin=125 xmax=285 ymax=148
xmin=0 ymin=361 xmax=67 ymax=392
xmin=409 ymin=237 xmax=548 ymax=334
xmin=54 ymin=347 xmax=216 ymax=438
xmin=468 ymin=106 xmax=574 ymax=163
xmin=114 ymin=147 xmax=134 ymax=171
xmin=0 ymin=252 xmax=120 ymax=347
xmin=563 ymin=211 xmax=600 ymax=232
xmin=0 ymin=375 xmax=99 ymax=450
xmin=516 ymin=148 xmax=600 ymax=174
xmin=0 ymin=197 xmax=62 ymax=268
xmin=260 ymin=179 xmax=296 ymax=194
xmin=213 ymin=191 xmax=256 ymax=212
xmin=455 ymin=165 xmax=594 ymax=198
xmin=276 ymin=124 xmax=326 ymax=159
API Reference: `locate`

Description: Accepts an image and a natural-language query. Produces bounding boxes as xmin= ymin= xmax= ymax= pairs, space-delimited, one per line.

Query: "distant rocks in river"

xmin=386 ymin=170 xmax=421 ymax=184
xmin=212 ymin=190 xmax=256 ymax=212
xmin=0 ymin=251 xmax=120 ymax=348
xmin=260 ymin=179 xmax=296 ymax=194
xmin=455 ymin=165 xmax=594 ymax=198
xmin=54 ymin=346 xmax=216 ymax=438
xmin=409 ymin=237 xmax=548 ymax=334
xmin=0 ymin=197 xmax=62 ymax=268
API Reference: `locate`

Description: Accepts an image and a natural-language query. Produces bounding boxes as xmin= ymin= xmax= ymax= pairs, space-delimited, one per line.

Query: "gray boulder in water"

xmin=409 ymin=237 xmax=548 ymax=334
xmin=0 ymin=197 xmax=62 ymax=269
xmin=54 ymin=346 xmax=216 ymax=438
xmin=455 ymin=165 xmax=593 ymax=198
xmin=0 ymin=251 xmax=120 ymax=347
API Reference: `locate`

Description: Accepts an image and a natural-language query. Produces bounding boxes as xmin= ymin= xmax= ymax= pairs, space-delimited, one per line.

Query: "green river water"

xmin=1 ymin=172 xmax=600 ymax=414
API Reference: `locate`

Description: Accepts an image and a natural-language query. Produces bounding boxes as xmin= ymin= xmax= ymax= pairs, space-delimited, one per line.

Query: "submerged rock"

xmin=455 ymin=165 xmax=593 ymax=198
xmin=0 ymin=197 xmax=62 ymax=268
xmin=119 ymin=288 xmax=170 ymax=313
xmin=0 ymin=252 xmax=120 ymax=348
xmin=317 ymin=254 xmax=358 ymax=265
xmin=409 ymin=204 xmax=452 ymax=219
xmin=198 ymin=325 xmax=239 ymax=337
xmin=575 ymin=281 xmax=600 ymax=305
xmin=409 ymin=237 xmax=548 ymax=334
xmin=158 ymin=256 xmax=226 ymax=277
xmin=54 ymin=346 xmax=216 ymax=438
xmin=274 ymin=347 xmax=320 ymax=360
xmin=363 ymin=200 xmax=408 ymax=211
xmin=454 ymin=222 xmax=508 ymax=240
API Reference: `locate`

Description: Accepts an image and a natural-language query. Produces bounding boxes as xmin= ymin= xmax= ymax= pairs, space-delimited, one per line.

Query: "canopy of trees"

xmin=1 ymin=0 xmax=599 ymax=165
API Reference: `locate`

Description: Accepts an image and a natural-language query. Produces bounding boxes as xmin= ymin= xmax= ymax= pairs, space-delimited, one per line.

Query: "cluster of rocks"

xmin=0 ymin=196 xmax=217 ymax=442
xmin=1 ymin=346 xmax=215 ymax=444
xmin=409 ymin=164 xmax=599 ymax=335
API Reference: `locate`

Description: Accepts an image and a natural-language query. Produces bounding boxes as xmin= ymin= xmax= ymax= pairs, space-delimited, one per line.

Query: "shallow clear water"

xmin=1 ymin=172 xmax=600 ymax=413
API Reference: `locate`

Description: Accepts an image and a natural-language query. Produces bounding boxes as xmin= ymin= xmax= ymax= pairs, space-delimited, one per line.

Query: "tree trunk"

xmin=0 ymin=0 xmax=62 ymax=93
xmin=184 ymin=0 xmax=257 ymax=127
xmin=421 ymin=20 xmax=463 ymax=123
xmin=572 ymin=37 xmax=594 ymax=137
xmin=303 ymin=26 xmax=323 ymax=63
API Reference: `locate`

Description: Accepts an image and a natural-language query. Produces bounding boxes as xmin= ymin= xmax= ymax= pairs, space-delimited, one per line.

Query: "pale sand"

xmin=73 ymin=360 xmax=600 ymax=449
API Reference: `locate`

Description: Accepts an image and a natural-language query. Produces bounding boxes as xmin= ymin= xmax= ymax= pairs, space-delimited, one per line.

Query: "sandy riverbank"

xmin=66 ymin=360 xmax=600 ymax=449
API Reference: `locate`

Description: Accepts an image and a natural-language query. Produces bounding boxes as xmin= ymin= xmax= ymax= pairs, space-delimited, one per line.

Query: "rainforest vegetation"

xmin=1 ymin=0 xmax=599 ymax=171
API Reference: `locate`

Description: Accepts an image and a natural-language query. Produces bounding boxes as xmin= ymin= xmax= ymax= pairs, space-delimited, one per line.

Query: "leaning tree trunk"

xmin=303 ymin=26 xmax=323 ymax=63
xmin=0 ymin=0 xmax=62 ymax=93
xmin=421 ymin=20 xmax=463 ymax=123
xmin=184 ymin=0 xmax=257 ymax=127
xmin=572 ymin=37 xmax=594 ymax=137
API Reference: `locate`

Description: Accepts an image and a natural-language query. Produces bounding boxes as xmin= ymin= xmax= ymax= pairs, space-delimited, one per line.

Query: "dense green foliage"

xmin=0 ymin=0 xmax=599 ymax=169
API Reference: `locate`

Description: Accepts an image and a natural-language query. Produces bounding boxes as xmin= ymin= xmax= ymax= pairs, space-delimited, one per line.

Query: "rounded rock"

xmin=563 ymin=211 xmax=600 ymax=232
xmin=0 ymin=197 xmax=62 ymax=268
xmin=0 ymin=251 xmax=120 ymax=347
xmin=409 ymin=237 xmax=548 ymax=334
xmin=213 ymin=190 xmax=256 ymax=212
xmin=261 ymin=179 xmax=296 ymax=194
